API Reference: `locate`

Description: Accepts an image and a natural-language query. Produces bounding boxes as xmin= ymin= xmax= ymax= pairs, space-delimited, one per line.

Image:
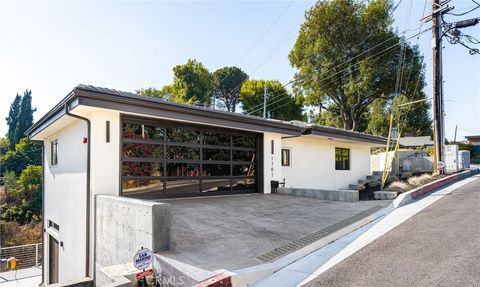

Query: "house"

xmin=26 ymin=84 xmax=387 ymax=285
xmin=399 ymin=136 xmax=433 ymax=148
xmin=465 ymin=135 xmax=480 ymax=163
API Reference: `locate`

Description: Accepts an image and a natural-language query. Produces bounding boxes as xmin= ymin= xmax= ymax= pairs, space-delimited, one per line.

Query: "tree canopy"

xmin=0 ymin=138 xmax=42 ymax=176
xmin=240 ymin=79 xmax=304 ymax=121
xmin=136 ymin=87 xmax=169 ymax=99
xmin=6 ymin=94 xmax=21 ymax=148
xmin=5 ymin=90 xmax=36 ymax=148
xmin=289 ymin=0 xmax=431 ymax=135
xmin=212 ymin=66 xmax=249 ymax=112
xmin=168 ymin=59 xmax=214 ymax=105
xmin=1 ymin=91 xmax=42 ymax=246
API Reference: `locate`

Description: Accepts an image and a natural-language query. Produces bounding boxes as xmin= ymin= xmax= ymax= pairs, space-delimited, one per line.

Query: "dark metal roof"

xmin=27 ymin=84 xmax=388 ymax=145
xmin=307 ymin=124 xmax=388 ymax=145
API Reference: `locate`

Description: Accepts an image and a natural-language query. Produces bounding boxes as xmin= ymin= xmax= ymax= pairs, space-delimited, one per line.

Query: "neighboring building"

xmin=465 ymin=135 xmax=480 ymax=163
xmin=399 ymin=136 xmax=433 ymax=148
xmin=26 ymin=85 xmax=387 ymax=285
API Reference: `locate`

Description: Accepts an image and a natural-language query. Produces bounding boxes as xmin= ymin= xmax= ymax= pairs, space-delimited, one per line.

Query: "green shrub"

xmin=0 ymin=165 xmax=42 ymax=223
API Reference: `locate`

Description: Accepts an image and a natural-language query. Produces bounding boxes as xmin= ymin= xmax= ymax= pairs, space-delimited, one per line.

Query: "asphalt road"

xmin=305 ymin=175 xmax=480 ymax=287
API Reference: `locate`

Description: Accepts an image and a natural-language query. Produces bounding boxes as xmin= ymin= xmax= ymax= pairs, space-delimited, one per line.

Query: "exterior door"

xmin=49 ymin=236 xmax=59 ymax=284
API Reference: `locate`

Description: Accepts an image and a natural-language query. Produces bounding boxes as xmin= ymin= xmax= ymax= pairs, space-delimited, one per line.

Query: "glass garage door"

xmin=121 ymin=117 xmax=259 ymax=198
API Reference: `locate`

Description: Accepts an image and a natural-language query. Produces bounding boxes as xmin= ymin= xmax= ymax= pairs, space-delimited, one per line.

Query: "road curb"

xmin=393 ymin=168 xmax=479 ymax=209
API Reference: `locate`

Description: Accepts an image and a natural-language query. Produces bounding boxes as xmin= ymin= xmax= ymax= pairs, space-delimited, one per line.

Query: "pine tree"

xmin=6 ymin=94 xmax=22 ymax=149
xmin=13 ymin=90 xmax=36 ymax=145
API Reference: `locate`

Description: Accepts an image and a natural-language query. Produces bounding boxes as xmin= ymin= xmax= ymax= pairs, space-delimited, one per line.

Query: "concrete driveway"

xmin=0 ymin=266 xmax=41 ymax=287
xmin=156 ymin=194 xmax=390 ymax=271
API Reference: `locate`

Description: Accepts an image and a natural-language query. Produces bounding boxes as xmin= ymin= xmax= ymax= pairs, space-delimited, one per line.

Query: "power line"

xmin=215 ymin=19 xmax=300 ymax=106
xmin=209 ymin=0 xmax=294 ymax=101
xmin=394 ymin=0 xmax=414 ymax=99
xmin=248 ymin=35 xmax=403 ymax=115
xmin=446 ymin=0 xmax=480 ymax=16
xmin=245 ymin=22 xmax=425 ymax=114
xmin=249 ymin=33 xmax=420 ymax=116
xmin=233 ymin=0 xmax=410 ymax=113
xmin=251 ymin=27 xmax=432 ymax=117
xmin=403 ymin=0 xmax=428 ymax=97
xmin=250 ymin=25 xmax=431 ymax=115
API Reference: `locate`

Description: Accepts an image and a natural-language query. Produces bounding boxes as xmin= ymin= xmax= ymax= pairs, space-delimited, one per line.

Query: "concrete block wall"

xmin=95 ymin=195 xmax=171 ymax=285
xmin=277 ymin=188 xmax=359 ymax=202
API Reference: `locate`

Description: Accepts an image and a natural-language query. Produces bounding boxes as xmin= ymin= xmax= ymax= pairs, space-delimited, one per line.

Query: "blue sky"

xmin=0 ymin=0 xmax=478 ymax=141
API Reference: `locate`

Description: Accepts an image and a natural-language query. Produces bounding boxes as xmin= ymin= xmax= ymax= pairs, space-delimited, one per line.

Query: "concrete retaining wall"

xmin=95 ymin=195 xmax=171 ymax=286
xmin=152 ymin=255 xmax=219 ymax=287
xmin=48 ymin=277 xmax=93 ymax=287
xmin=394 ymin=168 xmax=479 ymax=208
xmin=277 ymin=188 xmax=359 ymax=202
xmin=371 ymin=151 xmax=433 ymax=174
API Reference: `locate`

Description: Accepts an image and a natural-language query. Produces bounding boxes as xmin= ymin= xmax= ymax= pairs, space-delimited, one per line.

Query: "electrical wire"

xmin=216 ymin=20 xmax=300 ymax=104
xmin=403 ymin=0 xmax=428 ymax=96
xmin=244 ymin=21 xmax=425 ymax=114
xmin=394 ymin=0 xmax=414 ymax=99
xmin=248 ymin=23 xmax=430 ymax=116
xmin=229 ymin=0 xmax=409 ymax=112
xmin=446 ymin=0 xmax=480 ymax=16
xmin=208 ymin=0 xmax=294 ymax=99
xmin=251 ymin=27 xmax=432 ymax=117
xmin=445 ymin=34 xmax=480 ymax=54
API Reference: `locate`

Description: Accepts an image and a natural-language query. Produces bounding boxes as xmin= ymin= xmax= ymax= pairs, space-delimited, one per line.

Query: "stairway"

xmin=347 ymin=171 xmax=383 ymax=191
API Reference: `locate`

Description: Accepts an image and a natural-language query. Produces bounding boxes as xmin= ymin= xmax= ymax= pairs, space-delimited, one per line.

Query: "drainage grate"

xmin=256 ymin=205 xmax=385 ymax=262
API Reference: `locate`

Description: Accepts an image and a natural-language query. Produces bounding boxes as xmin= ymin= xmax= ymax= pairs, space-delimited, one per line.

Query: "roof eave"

xmin=308 ymin=126 xmax=388 ymax=145
xmin=26 ymin=90 xmax=77 ymax=139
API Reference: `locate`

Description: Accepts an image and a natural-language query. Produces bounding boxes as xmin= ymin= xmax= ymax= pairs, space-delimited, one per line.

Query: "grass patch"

xmin=386 ymin=181 xmax=411 ymax=193
xmin=407 ymin=174 xmax=434 ymax=186
xmin=386 ymin=173 xmax=437 ymax=194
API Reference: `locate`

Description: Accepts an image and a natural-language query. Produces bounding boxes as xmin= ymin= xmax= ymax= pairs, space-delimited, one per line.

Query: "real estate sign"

xmin=133 ymin=247 xmax=153 ymax=270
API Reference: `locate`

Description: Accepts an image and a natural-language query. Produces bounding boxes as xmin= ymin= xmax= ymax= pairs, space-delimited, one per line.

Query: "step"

xmin=373 ymin=191 xmax=398 ymax=200
xmin=366 ymin=175 xmax=381 ymax=181
xmin=365 ymin=180 xmax=381 ymax=188
xmin=358 ymin=179 xmax=374 ymax=185
xmin=348 ymin=184 xmax=365 ymax=191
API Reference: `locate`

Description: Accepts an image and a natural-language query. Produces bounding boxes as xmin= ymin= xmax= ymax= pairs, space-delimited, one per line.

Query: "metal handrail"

xmin=0 ymin=243 xmax=43 ymax=270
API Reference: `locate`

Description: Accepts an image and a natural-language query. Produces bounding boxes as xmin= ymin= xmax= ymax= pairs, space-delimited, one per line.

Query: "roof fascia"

xmin=309 ymin=126 xmax=388 ymax=145
xmin=75 ymin=90 xmax=302 ymax=135
xmin=27 ymin=95 xmax=79 ymax=139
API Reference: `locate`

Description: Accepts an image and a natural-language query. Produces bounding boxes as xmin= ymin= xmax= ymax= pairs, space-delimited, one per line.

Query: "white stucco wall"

xmin=263 ymin=132 xmax=283 ymax=194
xmin=90 ymin=109 xmax=120 ymax=196
xmin=43 ymin=120 xmax=88 ymax=283
xmin=41 ymin=108 xmax=124 ymax=285
xmin=281 ymin=136 xmax=373 ymax=190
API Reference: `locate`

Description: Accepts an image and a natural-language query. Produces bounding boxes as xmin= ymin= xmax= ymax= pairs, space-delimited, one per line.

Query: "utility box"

xmin=445 ymin=145 xmax=459 ymax=174
xmin=459 ymin=150 xmax=471 ymax=170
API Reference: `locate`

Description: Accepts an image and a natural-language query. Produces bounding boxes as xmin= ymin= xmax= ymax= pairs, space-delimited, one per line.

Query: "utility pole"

xmin=423 ymin=1 xmax=479 ymax=174
xmin=431 ymin=0 xmax=446 ymax=175
xmin=454 ymin=125 xmax=457 ymax=143
xmin=263 ymin=86 xmax=268 ymax=118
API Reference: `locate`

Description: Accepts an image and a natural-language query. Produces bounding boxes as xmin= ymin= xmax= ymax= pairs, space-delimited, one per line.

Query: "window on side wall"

xmin=281 ymin=148 xmax=291 ymax=166
xmin=335 ymin=148 xmax=350 ymax=170
xmin=51 ymin=139 xmax=58 ymax=166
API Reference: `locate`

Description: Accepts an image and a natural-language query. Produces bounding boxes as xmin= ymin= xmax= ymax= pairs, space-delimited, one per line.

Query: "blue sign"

xmin=133 ymin=248 xmax=152 ymax=270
